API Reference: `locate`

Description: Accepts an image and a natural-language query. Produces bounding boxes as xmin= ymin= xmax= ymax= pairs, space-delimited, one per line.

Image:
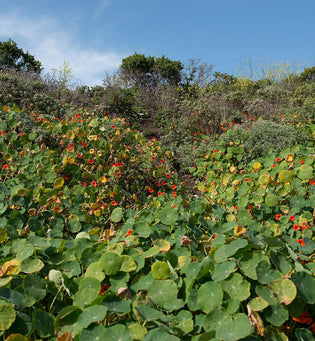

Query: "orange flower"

xmin=111 ymin=201 xmax=118 ymax=206
xmin=91 ymin=181 xmax=97 ymax=187
xmin=297 ymin=239 xmax=306 ymax=247
xmin=293 ymin=312 xmax=313 ymax=325
xmin=275 ymin=214 xmax=282 ymax=221
xmin=293 ymin=224 xmax=300 ymax=231
xmin=3 ymin=164 xmax=8 ymax=170
xmin=275 ymin=158 xmax=281 ymax=162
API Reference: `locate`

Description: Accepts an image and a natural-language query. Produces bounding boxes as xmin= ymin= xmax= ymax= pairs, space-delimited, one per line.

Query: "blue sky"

xmin=0 ymin=0 xmax=314 ymax=86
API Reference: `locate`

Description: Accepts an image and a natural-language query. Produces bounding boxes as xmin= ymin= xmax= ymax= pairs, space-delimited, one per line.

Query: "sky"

xmin=0 ymin=0 xmax=314 ymax=86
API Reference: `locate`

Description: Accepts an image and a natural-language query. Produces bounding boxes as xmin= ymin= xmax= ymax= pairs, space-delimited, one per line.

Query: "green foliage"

xmin=0 ymin=39 xmax=42 ymax=74
xmin=0 ymin=58 xmax=315 ymax=340
xmin=120 ymin=52 xmax=183 ymax=87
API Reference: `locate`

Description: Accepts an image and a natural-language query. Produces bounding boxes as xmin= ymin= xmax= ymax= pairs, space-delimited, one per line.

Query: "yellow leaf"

xmin=0 ymin=259 xmax=20 ymax=277
xmin=153 ymin=239 xmax=171 ymax=252
xmin=54 ymin=177 xmax=64 ymax=189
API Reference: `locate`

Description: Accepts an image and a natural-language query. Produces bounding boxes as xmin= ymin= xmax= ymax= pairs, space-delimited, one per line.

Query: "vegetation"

xmin=0 ymin=39 xmax=42 ymax=74
xmin=0 ymin=41 xmax=314 ymax=340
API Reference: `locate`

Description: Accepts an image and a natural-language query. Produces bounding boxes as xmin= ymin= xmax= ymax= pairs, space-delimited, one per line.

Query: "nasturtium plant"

xmin=0 ymin=104 xmax=314 ymax=340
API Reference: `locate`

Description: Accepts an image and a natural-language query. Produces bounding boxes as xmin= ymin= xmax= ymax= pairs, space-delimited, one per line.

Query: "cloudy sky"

xmin=0 ymin=0 xmax=314 ymax=86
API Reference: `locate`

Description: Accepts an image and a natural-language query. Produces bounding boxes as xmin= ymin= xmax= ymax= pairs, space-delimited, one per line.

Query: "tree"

xmin=120 ymin=52 xmax=183 ymax=88
xmin=0 ymin=39 xmax=42 ymax=74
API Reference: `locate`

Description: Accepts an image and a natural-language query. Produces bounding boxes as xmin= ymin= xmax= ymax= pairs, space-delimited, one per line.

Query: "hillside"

xmin=0 ymin=64 xmax=314 ymax=340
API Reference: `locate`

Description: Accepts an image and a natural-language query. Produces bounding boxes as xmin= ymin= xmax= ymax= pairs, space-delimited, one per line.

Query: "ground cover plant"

xmin=0 ymin=43 xmax=314 ymax=340
xmin=0 ymin=102 xmax=314 ymax=341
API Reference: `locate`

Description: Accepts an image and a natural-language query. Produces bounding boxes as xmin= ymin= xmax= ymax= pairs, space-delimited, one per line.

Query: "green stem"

xmin=49 ymin=285 xmax=62 ymax=312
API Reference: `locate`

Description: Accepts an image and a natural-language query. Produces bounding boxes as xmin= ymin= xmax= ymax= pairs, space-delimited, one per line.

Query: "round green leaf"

xmin=110 ymin=207 xmax=123 ymax=223
xmin=0 ymin=303 xmax=16 ymax=330
xmin=212 ymin=261 xmax=236 ymax=281
xmin=215 ymin=313 xmax=254 ymax=341
xmin=79 ymin=277 xmax=101 ymax=291
xmin=134 ymin=221 xmax=151 ymax=238
xmin=80 ymin=324 xmax=106 ymax=341
xmin=299 ymin=164 xmax=313 ymax=181
xmin=269 ymin=278 xmax=297 ymax=305
xmin=85 ymin=262 xmax=105 ymax=282
xmin=157 ymin=207 xmax=178 ymax=225
xmin=32 ymin=309 xmax=55 ymax=338
xmin=221 ymin=273 xmax=251 ymax=301
xmin=99 ymin=252 xmax=122 ymax=276
xmin=128 ymin=323 xmax=148 ymax=340
xmin=202 ymin=309 xmax=230 ymax=332
xmin=142 ymin=327 xmax=179 ymax=341
xmin=147 ymin=280 xmax=178 ymax=308
xmin=20 ymin=258 xmax=44 ymax=273
xmin=292 ymin=272 xmax=315 ymax=304
xmin=77 ymin=305 xmax=108 ymax=329
xmin=248 ymin=297 xmax=269 ymax=311
xmin=198 ymin=281 xmax=223 ymax=313
xmin=120 ymin=255 xmax=137 ymax=272
xmin=23 ymin=274 xmax=46 ymax=300
xmin=265 ymin=304 xmax=288 ymax=327
xmin=278 ymin=170 xmax=294 ymax=183
xmin=151 ymin=261 xmax=170 ymax=280
xmin=103 ymin=324 xmax=131 ymax=341
xmin=73 ymin=288 xmax=99 ymax=309
xmin=265 ymin=194 xmax=278 ymax=207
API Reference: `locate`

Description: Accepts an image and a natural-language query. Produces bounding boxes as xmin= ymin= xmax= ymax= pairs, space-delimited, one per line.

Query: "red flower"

xmin=245 ymin=178 xmax=250 ymax=182
xmin=297 ymin=239 xmax=306 ymax=247
xmin=89 ymin=159 xmax=95 ymax=164
xmin=289 ymin=215 xmax=295 ymax=221
xmin=271 ymin=164 xmax=276 ymax=168
xmin=75 ymin=113 xmax=80 ymax=118
xmin=100 ymin=284 xmax=110 ymax=295
xmin=293 ymin=224 xmax=300 ymax=231
xmin=82 ymin=182 xmax=87 ymax=186
xmin=158 ymin=191 xmax=164 ymax=196
xmin=171 ymin=184 xmax=177 ymax=190
xmin=77 ymin=153 xmax=83 ymax=158
xmin=310 ymin=180 xmax=315 ymax=185
xmin=234 ymin=206 xmax=238 ymax=210
xmin=293 ymin=312 xmax=313 ymax=325
xmin=91 ymin=181 xmax=97 ymax=187
xmin=148 ymin=188 xmax=154 ymax=193
xmin=166 ymin=174 xmax=172 ymax=179
xmin=275 ymin=214 xmax=282 ymax=221
xmin=124 ymin=229 xmax=132 ymax=237
xmin=111 ymin=125 xmax=115 ymax=129
xmin=160 ymin=159 xmax=164 ymax=163
xmin=162 ymin=181 xmax=167 ymax=186
xmin=275 ymin=158 xmax=281 ymax=162
xmin=111 ymin=201 xmax=118 ymax=206
xmin=172 ymin=192 xmax=178 ymax=198
xmin=299 ymin=160 xmax=304 ymax=164
xmin=81 ymin=142 xmax=87 ymax=147
xmin=3 ymin=164 xmax=8 ymax=170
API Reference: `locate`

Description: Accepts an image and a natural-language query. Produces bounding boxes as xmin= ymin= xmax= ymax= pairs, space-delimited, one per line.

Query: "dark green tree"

xmin=120 ymin=52 xmax=183 ymax=87
xmin=0 ymin=39 xmax=42 ymax=74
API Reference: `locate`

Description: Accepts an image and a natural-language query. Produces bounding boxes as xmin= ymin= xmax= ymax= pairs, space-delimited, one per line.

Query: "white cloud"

xmin=0 ymin=11 xmax=124 ymax=86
